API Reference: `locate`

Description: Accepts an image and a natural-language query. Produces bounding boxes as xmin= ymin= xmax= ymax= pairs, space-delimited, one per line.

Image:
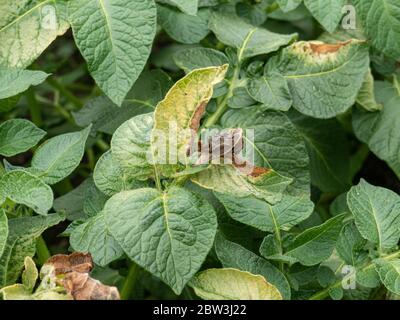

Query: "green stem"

xmin=120 ymin=263 xmax=140 ymax=300
xmin=27 ymin=88 xmax=42 ymax=127
xmin=266 ymin=2 xmax=280 ymax=13
xmin=309 ymin=250 xmax=400 ymax=300
xmin=36 ymin=236 xmax=51 ymax=265
xmin=95 ymin=139 xmax=110 ymax=152
xmin=47 ymin=77 xmax=84 ymax=109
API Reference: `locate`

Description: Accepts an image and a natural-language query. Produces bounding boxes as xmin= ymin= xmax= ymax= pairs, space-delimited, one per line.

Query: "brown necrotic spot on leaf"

xmin=309 ymin=40 xmax=352 ymax=54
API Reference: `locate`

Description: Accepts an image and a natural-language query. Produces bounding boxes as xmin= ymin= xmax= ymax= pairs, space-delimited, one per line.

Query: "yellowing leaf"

xmin=152 ymin=65 xmax=228 ymax=176
xmin=189 ymin=268 xmax=283 ymax=300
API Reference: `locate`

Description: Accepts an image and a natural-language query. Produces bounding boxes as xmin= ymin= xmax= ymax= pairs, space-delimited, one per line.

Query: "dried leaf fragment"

xmin=44 ymin=252 xmax=120 ymax=300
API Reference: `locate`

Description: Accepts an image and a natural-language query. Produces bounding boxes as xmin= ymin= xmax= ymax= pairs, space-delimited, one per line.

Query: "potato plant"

xmin=1 ymin=0 xmax=400 ymax=301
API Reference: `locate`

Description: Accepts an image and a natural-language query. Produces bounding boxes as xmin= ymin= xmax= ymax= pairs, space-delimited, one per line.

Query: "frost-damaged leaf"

xmin=104 ymin=187 xmax=217 ymax=294
xmin=44 ymin=253 xmax=120 ymax=300
xmin=192 ymin=165 xmax=292 ymax=204
xmin=247 ymin=73 xmax=292 ymax=112
xmin=0 ymin=0 xmax=69 ymax=68
xmin=221 ymin=107 xmax=310 ymax=196
xmin=304 ymin=0 xmax=346 ymax=33
xmin=45 ymin=252 xmax=93 ymax=275
xmin=276 ymin=0 xmax=302 ymax=12
xmin=284 ymin=214 xmax=346 ymax=266
xmin=31 ymin=126 xmax=91 ymax=185
xmin=215 ymin=193 xmax=314 ymax=232
xmin=353 ymin=81 xmax=400 ymax=177
xmin=0 ymin=210 xmax=8 ymax=258
xmin=375 ymin=259 xmax=400 ymax=295
xmin=94 ymin=151 xmax=147 ymax=197
xmin=0 ymin=170 xmax=53 ymax=215
xmin=289 ymin=111 xmax=351 ymax=193
xmin=215 ymin=233 xmax=291 ymax=300
xmin=70 ymin=212 xmax=124 ymax=267
xmin=267 ymin=40 xmax=370 ymax=118
xmin=190 ymin=268 xmax=282 ymax=300
xmin=68 ymin=0 xmax=157 ymax=106
xmin=347 ymin=179 xmax=400 ymax=250
xmin=0 ymin=68 xmax=49 ymax=100
xmin=174 ymin=48 xmax=229 ymax=73
xmin=0 ymin=119 xmax=46 ymax=157
xmin=354 ymin=0 xmax=400 ymax=60
xmin=152 ymin=65 xmax=228 ymax=177
xmin=111 ymin=113 xmax=154 ymax=181
xmin=356 ymin=69 xmax=382 ymax=112
xmin=0 ymin=212 xmax=65 ymax=287
xmin=157 ymin=0 xmax=198 ymax=15
xmin=209 ymin=12 xmax=297 ymax=59
xmin=157 ymin=5 xmax=210 ymax=44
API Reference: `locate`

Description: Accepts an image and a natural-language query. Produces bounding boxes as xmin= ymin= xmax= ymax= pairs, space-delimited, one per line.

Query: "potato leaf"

xmin=68 ymin=0 xmax=157 ymax=105
xmin=104 ymin=187 xmax=217 ymax=294
xmin=0 ymin=0 xmax=69 ymax=68
xmin=0 ymin=119 xmax=46 ymax=157
xmin=267 ymin=39 xmax=370 ymax=118
xmin=0 ymin=170 xmax=53 ymax=215
xmin=190 ymin=268 xmax=282 ymax=300
xmin=347 ymin=179 xmax=400 ymax=250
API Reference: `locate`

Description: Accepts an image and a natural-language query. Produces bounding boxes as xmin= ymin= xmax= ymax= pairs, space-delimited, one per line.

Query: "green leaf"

xmin=21 ymin=257 xmax=38 ymax=292
xmin=94 ymin=151 xmax=147 ymax=196
xmin=347 ymin=179 xmax=400 ymax=250
xmin=267 ymin=39 xmax=370 ymax=118
xmin=227 ymin=86 xmax=256 ymax=109
xmin=215 ymin=193 xmax=314 ymax=232
xmin=247 ymin=73 xmax=292 ymax=112
xmin=354 ymin=0 xmax=400 ymax=60
xmin=209 ymin=12 xmax=297 ymax=59
xmin=0 ymin=68 xmax=49 ymax=100
xmin=289 ymin=111 xmax=351 ymax=193
xmin=83 ymin=178 xmax=108 ymax=217
xmin=0 ymin=0 xmax=69 ymax=68
xmin=0 ymin=212 xmax=65 ymax=287
xmin=0 ymin=170 xmax=53 ymax=215
xmin=356 ymin=69 xmax=383 ymax=112
xmin=53 ymin=178 xmax=91 ymax=221
xmin=157 ymin=0 xmax=198 ymax=15
xmin=0 ymin=209 xmax=8 ymax=258
xmin=353 ymin=81 xmax=400 ymax=177
xmin=105 ymin=187 xmax=217 ymax=294
xmin=192 ymin=165 xmax=292 ymax=204
xmin=284 ymin=214 xmax=346 ymax=266
xmin=111 ymin=113 xmax=155 ymax=181
xmin=68 ymin=0 xmax=157 ymax=106
xmin=70 ymin=211 xmax=123 ymax=267
xmin=276 ymin=0 xmax=302 ymax=12
xmin=31 ymin=126 xmax=91 ymax=185
xmin=157 ymin=5 xmax=210 ymax=44
xmin=215 ymin=233 xmax=291 ymax=300
xmin=152 ymin=65 xmax=228 ymax=176
xmin=375 ymin=259 xmax=400 ymax=295
xmin=221 ymin=107 xmax=310 ymax=196
xmin=189 ymin=268 xmax=282 ymax=300
xmin=174 ymin=47 xmax=229 ymax=73
xmin=304 ymin=0 xmax=346 ymax=33
xmin=0 ymin=119 xmax=46 ymax=157
xmin=336 ymin=223 xmax=367 ymax=266
xmin=73 ymin=70 xmax=172 ymax=135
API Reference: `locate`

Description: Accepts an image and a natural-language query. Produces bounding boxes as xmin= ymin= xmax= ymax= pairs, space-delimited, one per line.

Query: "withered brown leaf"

xmin=44 ymin=252 xmax=120 ymax=300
